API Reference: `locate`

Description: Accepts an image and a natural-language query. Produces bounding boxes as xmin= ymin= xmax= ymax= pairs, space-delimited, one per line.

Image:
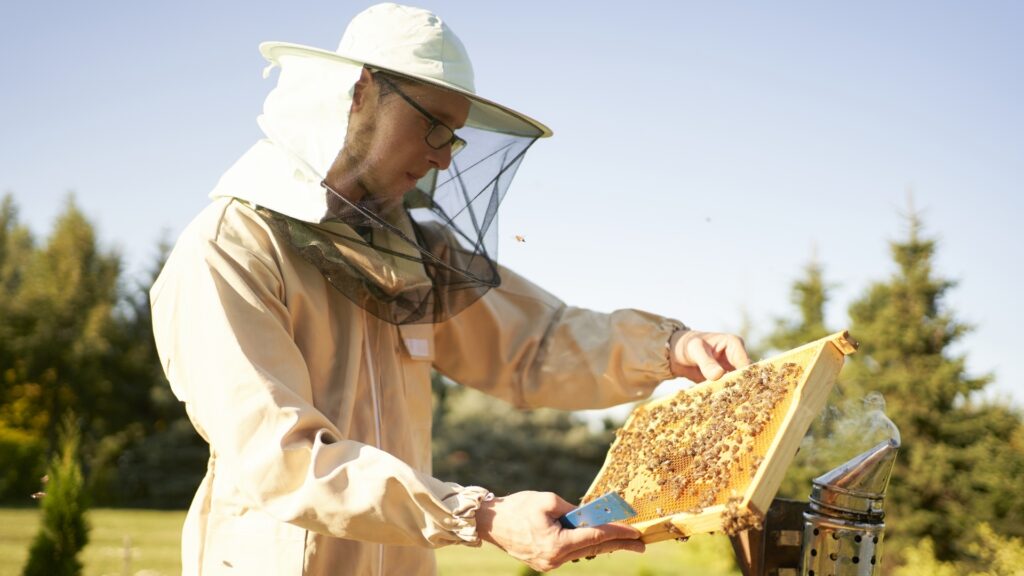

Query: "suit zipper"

xmin=362 ymin=312 xmax=384 ymax=576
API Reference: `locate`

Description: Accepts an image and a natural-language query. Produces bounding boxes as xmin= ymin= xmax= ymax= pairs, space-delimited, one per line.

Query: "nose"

xmin=426 ymin=144 xmax=453 ymax=171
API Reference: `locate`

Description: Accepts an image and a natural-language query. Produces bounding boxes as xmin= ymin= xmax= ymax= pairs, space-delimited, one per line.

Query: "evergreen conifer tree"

xmin=22 ymin=415 xmax=90 ymax=576
xmin=763 ymin=256 xmax=843 ymax=499
xmin=764 ymin=254 xmax=833 ymax=352
xmin=3 ymin=196 xmax=122 ymax=448
xmin=844 ymin=209 xmax=1024 ymax=565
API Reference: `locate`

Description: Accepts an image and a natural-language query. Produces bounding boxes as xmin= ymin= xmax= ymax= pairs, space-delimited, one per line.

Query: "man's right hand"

xmin=475 ymin=491 xmax=645 ymax=572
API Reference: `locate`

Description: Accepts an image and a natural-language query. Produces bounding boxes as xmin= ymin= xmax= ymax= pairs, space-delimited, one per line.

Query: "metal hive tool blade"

xmin=558 ymin=492 xmax=637 ymax=528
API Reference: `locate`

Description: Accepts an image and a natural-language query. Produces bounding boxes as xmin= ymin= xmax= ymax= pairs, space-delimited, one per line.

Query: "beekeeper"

xmin=150 ymin=3 xmax=750 ymax=575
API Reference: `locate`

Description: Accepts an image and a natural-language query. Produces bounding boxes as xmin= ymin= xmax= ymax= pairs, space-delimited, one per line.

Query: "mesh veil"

xmin=258 ymin=125 xmax=537 ymax=325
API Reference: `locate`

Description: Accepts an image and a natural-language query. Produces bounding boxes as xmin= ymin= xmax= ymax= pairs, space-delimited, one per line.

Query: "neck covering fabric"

xmin=209 ymin=48 xmax=536 ymax=324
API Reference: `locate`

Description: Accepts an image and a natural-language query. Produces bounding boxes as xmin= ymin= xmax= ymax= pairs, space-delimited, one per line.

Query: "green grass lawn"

xmin=0 ymin=508 xmax=186 ymax=576
xmin=436 ymin=535 xmax=741 ymax=576
xmin=0 ymin=508 xmax=740 ymax=576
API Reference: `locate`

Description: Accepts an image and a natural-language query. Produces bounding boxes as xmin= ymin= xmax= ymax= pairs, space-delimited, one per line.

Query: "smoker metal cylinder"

xmin=801 ymin=511 xmax=883 ymax=575
xmin=799 ymin=438 xmax=898 ymax=576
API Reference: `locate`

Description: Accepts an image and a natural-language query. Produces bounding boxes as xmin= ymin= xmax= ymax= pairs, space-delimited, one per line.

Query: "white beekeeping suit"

xmin=151 ymin=4 xmax=683 ymax=575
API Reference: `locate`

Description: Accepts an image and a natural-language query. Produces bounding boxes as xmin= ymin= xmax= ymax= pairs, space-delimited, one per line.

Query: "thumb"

xmin=548 ymin=494 xmax=578 ymax=517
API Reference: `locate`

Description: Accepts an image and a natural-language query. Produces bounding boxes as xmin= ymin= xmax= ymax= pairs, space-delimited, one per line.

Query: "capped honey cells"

xmin=582 ymin=362 xmax=804 ymax=534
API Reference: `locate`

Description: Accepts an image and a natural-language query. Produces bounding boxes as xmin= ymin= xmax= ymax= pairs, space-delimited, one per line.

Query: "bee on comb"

xmin=581 ymin=331 xmax=859 ymax=543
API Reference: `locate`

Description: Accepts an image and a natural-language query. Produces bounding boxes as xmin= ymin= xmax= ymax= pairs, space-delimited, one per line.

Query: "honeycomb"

xmin=580 ymin=334 xmax=854 ymax=541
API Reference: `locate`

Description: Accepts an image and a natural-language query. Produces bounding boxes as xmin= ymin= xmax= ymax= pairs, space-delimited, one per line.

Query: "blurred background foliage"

xmin=1 ymin=191 xmax=1022 ymax=574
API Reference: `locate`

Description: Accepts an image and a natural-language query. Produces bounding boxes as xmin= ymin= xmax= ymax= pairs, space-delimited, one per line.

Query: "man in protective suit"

xmin=150 ymin=3 xmax=750 ymax=575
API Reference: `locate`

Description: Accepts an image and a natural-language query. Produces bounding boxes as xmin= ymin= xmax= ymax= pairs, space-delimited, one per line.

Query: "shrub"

xmin=0 ymin=425 xmax=45 ymax=503
xmin=21 ymin=416 xmax=90 ymax=576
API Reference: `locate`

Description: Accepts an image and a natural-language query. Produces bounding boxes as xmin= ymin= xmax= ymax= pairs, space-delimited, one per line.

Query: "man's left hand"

xmin=668 ymin=330 xmax=750 ymax=382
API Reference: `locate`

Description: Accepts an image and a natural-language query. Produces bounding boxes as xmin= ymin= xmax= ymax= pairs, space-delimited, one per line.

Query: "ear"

xmin=350 ymin=67 xmax=375 ymax=112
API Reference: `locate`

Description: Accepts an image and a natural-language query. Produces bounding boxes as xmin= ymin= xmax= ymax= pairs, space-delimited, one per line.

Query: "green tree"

xmin=763 ymin=256 xmax=844 ymax=499
xmin=0 ymin=194 xmax=38 ymax=435
xmin=2 ymin=195 xmax=121 ymax=447
xmin=0 ymin=194 xmax=34 ymax=296
xmin=0 ymin=424 xmax=45 ymax=502
xmin=763 ymin=255 xmax=833 ymax=353
xmin=432 ymin=378 xmax=616 ymax=501
xmin=0 ymin=195 xmax=51 ymax=502
xmin=0 ymin=194 xmax=35 ymax=293
xmin=0 ymin=194 xmax=206 ymax=506
xmin=894 ymin=523 xmax=1024 ymax=576
xmin=22 ymin=415 xmax=90 ymax=576
xmin=89 ymin=237 xmax=208 ymax=508
xmin=844 ymin=210 xmax=1024 ymax=567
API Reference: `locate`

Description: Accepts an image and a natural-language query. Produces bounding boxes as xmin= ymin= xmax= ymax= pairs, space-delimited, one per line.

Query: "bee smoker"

xmin=801 ymin=437 xmax=899 ymax=575
xmin=730 ymin=437 xmax=900 ymax=576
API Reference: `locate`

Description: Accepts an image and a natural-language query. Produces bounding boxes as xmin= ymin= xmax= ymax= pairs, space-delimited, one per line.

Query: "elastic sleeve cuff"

xmin=441 ymin=485 xmax=494 ymax=547
xmin=656 ymin=319 xmax=689 ymax=380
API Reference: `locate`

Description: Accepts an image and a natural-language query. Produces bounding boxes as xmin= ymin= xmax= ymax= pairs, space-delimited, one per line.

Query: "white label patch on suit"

xmin=404 ymin=338 xmax=430 ymax=358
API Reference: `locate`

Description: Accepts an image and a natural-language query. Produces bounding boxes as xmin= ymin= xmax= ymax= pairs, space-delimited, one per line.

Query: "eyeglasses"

xmin=375 ymin=73 xmax=467 ymax=154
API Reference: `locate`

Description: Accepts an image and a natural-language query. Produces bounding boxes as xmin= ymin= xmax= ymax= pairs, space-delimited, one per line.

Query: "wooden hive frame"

xmin=581 ymin=331 xmax=858 ymax=543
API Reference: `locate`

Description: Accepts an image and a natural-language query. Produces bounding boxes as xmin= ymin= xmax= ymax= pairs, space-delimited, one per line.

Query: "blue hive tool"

xmin=558 ymin=492 xmax=637 ymax=529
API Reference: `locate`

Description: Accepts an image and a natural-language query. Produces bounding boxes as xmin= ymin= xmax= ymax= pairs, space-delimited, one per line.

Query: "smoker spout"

xmin=809 ymin=438 xmax=900 ymax=519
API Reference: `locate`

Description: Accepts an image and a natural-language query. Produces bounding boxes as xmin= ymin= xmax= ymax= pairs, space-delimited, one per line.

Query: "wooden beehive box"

xmin=582 ymin=331 xmax=858 ymax=543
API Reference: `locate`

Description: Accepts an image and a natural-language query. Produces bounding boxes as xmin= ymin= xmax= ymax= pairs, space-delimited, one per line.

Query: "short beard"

xmin=324 ymin=129 xmax=406 ymax=227
xmin=326 ymin=118 xmax=378 ymax=217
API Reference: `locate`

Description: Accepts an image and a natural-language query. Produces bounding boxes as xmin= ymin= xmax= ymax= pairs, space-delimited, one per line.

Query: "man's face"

xmin=334 ymin=71 xmax=471 ymax=200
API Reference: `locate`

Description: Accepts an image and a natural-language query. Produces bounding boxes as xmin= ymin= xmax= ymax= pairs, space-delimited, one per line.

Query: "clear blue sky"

xmin=2 ymin=2 xmax=1021 ymax=408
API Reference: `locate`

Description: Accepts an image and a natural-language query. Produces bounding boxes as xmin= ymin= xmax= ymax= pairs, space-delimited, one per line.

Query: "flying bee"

xmin=514 ymin=234 xmax=526 ymax=243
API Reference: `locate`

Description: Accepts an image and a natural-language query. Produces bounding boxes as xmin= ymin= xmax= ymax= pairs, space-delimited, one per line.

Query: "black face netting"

xmin=258 ymin=125 xmax=537 ymax=325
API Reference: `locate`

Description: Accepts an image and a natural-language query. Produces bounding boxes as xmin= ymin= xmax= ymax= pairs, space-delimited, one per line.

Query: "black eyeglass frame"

xmin=373 ymin=72 xmax=467 ymax=153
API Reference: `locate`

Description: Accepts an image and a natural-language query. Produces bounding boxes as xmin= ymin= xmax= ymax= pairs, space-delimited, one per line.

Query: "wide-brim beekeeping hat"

xmin=212 ymin=3 xmax=550 ymax=324
xmin=259 ymin=2 xmax=551 ymax=139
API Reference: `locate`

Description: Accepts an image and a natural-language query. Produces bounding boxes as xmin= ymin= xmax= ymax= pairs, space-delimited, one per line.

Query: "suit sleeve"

xmin=433 ymin=264 xmax=685 ymax=410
